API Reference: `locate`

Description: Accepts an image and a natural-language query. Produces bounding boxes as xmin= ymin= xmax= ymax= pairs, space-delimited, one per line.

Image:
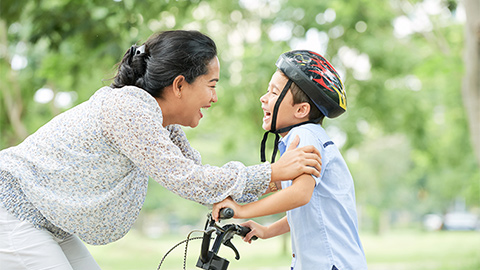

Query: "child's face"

xmin=260 ymin=71 xmax=300 ymax=133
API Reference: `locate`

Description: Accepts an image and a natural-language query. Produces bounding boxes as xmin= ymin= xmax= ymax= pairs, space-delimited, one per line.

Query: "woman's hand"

xmin=271 ymin=135 xmax=322 ymax=181
xmin=212 ymin=197 xmax=241 ymax=222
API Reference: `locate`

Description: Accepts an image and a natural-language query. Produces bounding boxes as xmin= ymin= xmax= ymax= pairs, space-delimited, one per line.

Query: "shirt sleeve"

xmin=100 ymin=88 xmax=270 ymax=204
xmin=283 ymin=128 xmax=323 ymax=186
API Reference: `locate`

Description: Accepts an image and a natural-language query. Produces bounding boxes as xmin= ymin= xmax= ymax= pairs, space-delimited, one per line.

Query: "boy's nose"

xmin=211 ymin=89 xmax=218 ymax=103
xmin=260 ymin=93 xmax=267 ymax=103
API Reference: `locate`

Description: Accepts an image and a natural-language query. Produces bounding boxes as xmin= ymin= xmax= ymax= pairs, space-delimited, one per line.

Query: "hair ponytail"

xmin=112 ymin=45 xmax=148 ymax=90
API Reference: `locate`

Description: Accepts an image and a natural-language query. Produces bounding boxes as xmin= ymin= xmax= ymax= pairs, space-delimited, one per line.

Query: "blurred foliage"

xmin=1 ymin=0 xmax=478 ymax=233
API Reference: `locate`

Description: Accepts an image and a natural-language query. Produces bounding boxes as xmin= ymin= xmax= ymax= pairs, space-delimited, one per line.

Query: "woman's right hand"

xmin=212 ymin=197 xmax=241 ymax=222
xmin=271 ymin=135 xmax=322 ymax=181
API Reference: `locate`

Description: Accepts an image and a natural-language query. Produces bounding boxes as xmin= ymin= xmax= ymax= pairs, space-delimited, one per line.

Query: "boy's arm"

xmin=240 ymin=216 xmax=290 ymax=242
xmin=212 ymin=173 xmax=315 ymax=221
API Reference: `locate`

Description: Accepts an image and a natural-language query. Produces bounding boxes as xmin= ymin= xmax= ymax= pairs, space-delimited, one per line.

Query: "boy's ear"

xmin=295 ymin=102 xmax=311 ymax=119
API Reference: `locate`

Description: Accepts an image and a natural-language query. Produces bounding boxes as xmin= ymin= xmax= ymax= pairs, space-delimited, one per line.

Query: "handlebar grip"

xmin=219 ymin=208 xmax=234 ymax=219
xmin=237 ymin=225 xmax=258 ymax=241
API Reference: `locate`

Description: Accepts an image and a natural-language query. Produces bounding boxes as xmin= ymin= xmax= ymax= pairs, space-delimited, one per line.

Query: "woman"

xmin=0 ymin=30 xmax=321 ymax=269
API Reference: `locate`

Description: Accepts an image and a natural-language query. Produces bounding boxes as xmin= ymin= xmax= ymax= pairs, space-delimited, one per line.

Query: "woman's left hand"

xmin=271 ymin=135 xmax=322 ymax=181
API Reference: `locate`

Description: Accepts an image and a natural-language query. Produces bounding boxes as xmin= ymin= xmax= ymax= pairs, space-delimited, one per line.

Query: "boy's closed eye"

xmin=269 ymin=88 xmax=279 ymax=96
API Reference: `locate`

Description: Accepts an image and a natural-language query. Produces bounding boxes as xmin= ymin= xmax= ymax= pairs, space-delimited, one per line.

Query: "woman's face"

xmin=178 ymin=56 xmax=219 ymax=128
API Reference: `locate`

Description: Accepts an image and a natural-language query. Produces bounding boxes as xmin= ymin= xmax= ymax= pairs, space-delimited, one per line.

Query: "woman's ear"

xmin=172 ymin=75 xmax=186 ymax=98
xmin=295 ymin=103 xmax=311 ymax=119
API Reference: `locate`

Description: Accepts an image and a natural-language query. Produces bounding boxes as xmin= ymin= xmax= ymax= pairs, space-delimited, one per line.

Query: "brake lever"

xmin=223 ymin=239 xmax=240 ymax=260
xmin=218 ymin=224 xmax=241 ymax=260
xmin=196 ymin=208 xmax=251 ymax=270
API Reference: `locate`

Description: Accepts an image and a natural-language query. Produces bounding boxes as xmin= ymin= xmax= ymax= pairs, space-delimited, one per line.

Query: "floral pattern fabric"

xmin=0 ymin=86 xmax=270 ymax=245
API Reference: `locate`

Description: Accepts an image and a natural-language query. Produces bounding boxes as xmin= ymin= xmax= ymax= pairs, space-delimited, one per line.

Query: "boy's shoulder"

xmin=287 ymin=123 xmax=329 ymax=145
xmin=279 ymin=123 xmax=338 ymax=156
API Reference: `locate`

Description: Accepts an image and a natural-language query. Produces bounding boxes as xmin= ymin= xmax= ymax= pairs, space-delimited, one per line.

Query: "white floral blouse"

xmin=0 ymin=86 xmax=270 ymax=245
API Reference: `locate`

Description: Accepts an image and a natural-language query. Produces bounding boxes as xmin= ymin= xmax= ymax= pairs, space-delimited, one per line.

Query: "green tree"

xmin=462 ymin=0 xmax=480 ymax=166
xmin=1 ymin=0 xmax=478 ymax=233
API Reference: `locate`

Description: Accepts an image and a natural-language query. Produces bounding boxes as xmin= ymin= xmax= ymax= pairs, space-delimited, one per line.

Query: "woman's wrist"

xmin=269 ymin=182 xmax=278 ymax=192
xmin=268 ymin=181 xmax=281 ymax=192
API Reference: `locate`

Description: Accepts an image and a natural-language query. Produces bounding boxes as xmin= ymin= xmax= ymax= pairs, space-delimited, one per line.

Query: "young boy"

xmin=212 ymin=50 xmax=367 ymax=270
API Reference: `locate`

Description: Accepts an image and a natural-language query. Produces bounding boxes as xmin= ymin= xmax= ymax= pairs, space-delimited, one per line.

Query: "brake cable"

xmin=156 ymin=230 xmax=209 ymax=270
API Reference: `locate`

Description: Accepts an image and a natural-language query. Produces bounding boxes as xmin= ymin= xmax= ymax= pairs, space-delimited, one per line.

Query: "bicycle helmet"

xmin=275 ymin=50 xmax=346 ymax=118
xmin=261 ymin=50 xmax=346 ymax=163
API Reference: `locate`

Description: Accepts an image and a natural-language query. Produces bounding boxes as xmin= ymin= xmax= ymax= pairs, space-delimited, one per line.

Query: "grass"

xmin=362 ymin=230 xmax=480 ymax=270
xmin=87 ymin=229 xmax=480 ymax=270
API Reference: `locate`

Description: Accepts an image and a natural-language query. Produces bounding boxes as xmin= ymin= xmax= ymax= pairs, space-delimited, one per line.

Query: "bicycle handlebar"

xmin=237 ymin=225 xmax=256 ymax=239
xmin=158 ymin=208 xmax=258 ymax=270
xmin=217 ymin=208 xmax=257 ymax=240
xmin=196 ymin=208 xmax=257 ymax=270
xmin=219 ymin=208 xmax=234 ymax=219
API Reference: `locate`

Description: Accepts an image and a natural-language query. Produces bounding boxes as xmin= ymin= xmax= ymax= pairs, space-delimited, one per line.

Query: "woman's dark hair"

xmin=111 ymin=30 xmax=217 ymax=98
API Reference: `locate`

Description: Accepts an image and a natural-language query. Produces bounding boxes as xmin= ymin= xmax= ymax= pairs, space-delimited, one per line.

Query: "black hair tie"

xmin=128 ymin=45 xmax=137 ymax=64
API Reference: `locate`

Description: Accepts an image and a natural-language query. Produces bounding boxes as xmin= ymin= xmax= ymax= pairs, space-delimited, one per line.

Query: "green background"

xmin=1 ymin=0 xmax=479 ymax=269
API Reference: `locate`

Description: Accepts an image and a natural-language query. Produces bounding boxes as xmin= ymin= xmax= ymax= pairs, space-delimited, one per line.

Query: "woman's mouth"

xmin=200 ymin=106 xmax=211 ymax=118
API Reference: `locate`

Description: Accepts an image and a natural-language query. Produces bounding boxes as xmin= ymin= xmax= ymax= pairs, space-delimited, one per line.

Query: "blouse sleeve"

xmin=165 ymin=124 xmax=202 ymax=165
xmin=100 ymin=88 xmax=270 ymax=204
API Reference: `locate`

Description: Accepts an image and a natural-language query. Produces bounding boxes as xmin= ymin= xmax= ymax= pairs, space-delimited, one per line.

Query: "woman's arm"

xmin=212 ymin=173 xmax=316 ymax=221
xmin=167 ymin=128 xmax=322 ymax=184
xmin=101 ymin=88 xmax=271 ymax=204
xmin=102 ymin=88 xmax=321 ymax=205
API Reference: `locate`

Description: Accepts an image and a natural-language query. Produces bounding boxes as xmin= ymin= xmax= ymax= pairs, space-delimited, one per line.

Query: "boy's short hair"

xmin=289 ymin=78 xmax=325 ymax=125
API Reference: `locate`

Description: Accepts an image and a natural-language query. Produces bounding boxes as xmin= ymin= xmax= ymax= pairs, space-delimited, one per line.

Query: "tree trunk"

xmin=462 ymin=0 xmax=480 ymax=167
xmin=0 ymin=20 xmax=28 ymax=142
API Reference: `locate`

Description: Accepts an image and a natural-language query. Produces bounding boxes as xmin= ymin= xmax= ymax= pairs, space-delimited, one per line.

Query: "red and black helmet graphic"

xmin=275 ymin=50 xmax=347 ymax=118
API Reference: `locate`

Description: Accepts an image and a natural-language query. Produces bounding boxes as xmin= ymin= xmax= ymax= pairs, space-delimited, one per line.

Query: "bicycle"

xmin=157 ymin=208 xmax=257 ymax=270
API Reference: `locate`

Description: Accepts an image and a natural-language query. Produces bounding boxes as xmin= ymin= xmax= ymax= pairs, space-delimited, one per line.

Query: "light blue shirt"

xmin=279 ymin=123 xmax=367 ymax=270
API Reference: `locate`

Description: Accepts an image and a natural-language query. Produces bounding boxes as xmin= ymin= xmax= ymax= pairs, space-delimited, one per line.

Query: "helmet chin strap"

xmin=260 ymin=80 xmax=292 ymax=163
xmin=260 ymin=79 xmax=322 ymax=163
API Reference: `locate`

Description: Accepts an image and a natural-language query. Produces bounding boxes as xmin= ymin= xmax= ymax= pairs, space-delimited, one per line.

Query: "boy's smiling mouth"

xmin=262 ymin=108 xmax=271 ymax=122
